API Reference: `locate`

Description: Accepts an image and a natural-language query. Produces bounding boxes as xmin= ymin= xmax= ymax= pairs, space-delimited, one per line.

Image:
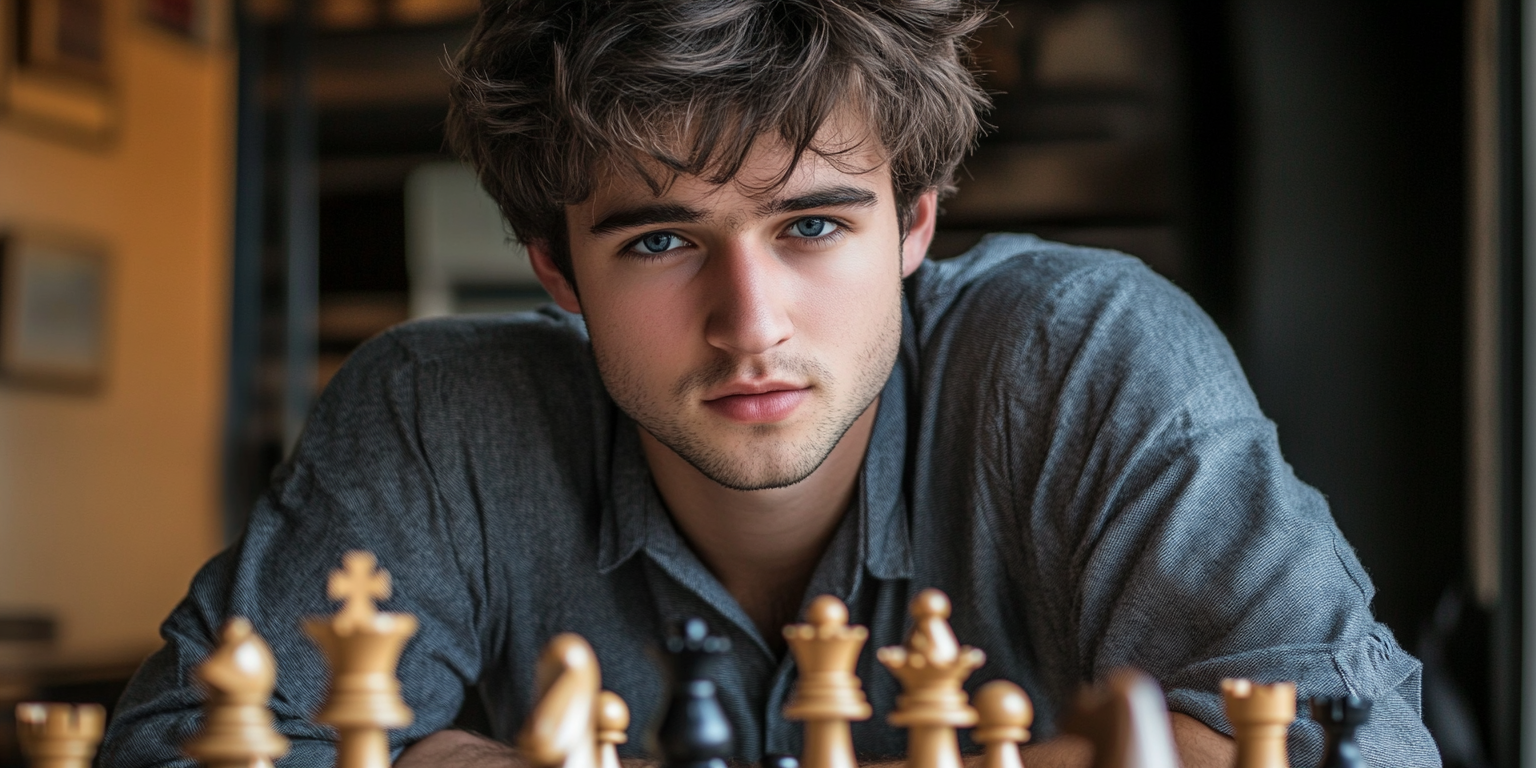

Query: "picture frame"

xmin=0 ymin=0 xmax=118 ymax=145
xmin=141 ymin=0 xmax=228 ymax=45
xmin=16 ymin=0 xmax=108 ymax=81
xmin=0 ymin=229 xmax=110 ymax=392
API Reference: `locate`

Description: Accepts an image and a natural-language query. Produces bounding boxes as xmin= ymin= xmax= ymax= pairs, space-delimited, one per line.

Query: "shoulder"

xmin=281 ymin=305 xmax=607 ymax=513
xmin=354 ymin=306 xmax=592 ymax=374
xmin=327 ymin=306 xmax=599 ymax=399
xmin=909 ymin=234 xmax=1201 ymax=344
xmin=300 ymin=306 xmax=607 ymax=463
xmin=907 ymin=234 xmax=1258 ymax=424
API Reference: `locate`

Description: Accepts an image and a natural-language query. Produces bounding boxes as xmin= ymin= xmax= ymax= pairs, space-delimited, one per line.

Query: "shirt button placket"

xmin=763 ymin=656 xmax=799 ymax=757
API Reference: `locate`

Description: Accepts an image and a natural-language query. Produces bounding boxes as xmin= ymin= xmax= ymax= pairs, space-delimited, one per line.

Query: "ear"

xmin=901 ymin=189 xmax=938 ymax=277
xmin=527 ymin=240 xmax=583 ymax=314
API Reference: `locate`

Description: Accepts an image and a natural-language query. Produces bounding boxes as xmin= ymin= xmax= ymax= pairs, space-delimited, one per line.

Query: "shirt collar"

xmin=596 ymin=313 xmax=916 ymax=580
xmin=596 ymin=414 xmax=650 ymax=573
xmin=861 ymin=315 xmax=915 ymax=580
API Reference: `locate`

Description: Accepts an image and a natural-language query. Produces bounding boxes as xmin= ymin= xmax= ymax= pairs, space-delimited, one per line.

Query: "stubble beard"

xmin=592 ymin=298 xmax=903 ymax=492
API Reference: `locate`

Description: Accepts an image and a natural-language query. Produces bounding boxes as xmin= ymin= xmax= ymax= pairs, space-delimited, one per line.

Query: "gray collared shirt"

xmin=101 ymin=235 xmax=1440 ymax=768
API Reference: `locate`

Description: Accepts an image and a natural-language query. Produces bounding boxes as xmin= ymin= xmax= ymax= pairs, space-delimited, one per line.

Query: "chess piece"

xmin=974 ymin=680 xmax=1032 ymax=768
xmin=519 ymin=632 xmax=602 ymax=768
xmin=596 ymin=690 xmax=630 ymax=768
xmin=1060 ymin=668 xmax=1179 ymax=768
xmin=783 ymin=595 xmax=872 ymax=768
xmin=184 ymin=618 xmax=292 ymax=768
xmin=1222 ymin=679 xmax=1295 ymax=768
xmin=305 ymin=551 xmax=418 ymax=768
xmin=1310 ymin=696 xmax=1371 ymax=768
xmin=876 ymin=589 xmax=985 ymax=768
xmin=762 ymin=755 xmax=801 ymax=768
xmin=655 ymin=617 xmax=734 ymax=768
xmin=14 ymin=703 xmax=104 ymax=768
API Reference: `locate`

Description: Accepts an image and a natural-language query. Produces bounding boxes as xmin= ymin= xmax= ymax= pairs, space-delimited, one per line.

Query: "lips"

xmin=703 ymin=387 xmax=810 ymax=423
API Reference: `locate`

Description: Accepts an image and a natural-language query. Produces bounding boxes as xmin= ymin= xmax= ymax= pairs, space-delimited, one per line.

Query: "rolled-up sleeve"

xmin=981 ymin=250 xmax=1439 ymax=767
xmin=1077 ymin=420 xmax=1431 ymax=766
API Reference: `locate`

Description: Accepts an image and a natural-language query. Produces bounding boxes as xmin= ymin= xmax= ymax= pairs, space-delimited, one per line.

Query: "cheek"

xmin=792 ymin=244 xmax=903 ymax=354
xmin=582 ymin=274 xmax=699 ymax=379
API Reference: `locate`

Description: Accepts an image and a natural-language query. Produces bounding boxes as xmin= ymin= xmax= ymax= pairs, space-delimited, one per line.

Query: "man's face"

xmin=548 ymin=124 xmax=930 ymax=491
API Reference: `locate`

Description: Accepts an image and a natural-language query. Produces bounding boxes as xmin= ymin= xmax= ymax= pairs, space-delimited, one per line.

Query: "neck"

xmin=639 ymin=399 xmax=879 ymax=649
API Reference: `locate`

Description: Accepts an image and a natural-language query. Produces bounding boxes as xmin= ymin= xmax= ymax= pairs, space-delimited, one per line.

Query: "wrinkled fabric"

xmin=101 ymin=235 xmax=1439 ymax=768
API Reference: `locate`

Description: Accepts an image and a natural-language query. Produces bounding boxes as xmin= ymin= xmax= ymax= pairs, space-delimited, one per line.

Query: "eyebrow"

xmin=589 ymin=203 xmax=704 ymax=237
xmin=587 ymin=185 xmax=880 ymax=237
xmin=756 ymin=186 xmax=880 ymax=216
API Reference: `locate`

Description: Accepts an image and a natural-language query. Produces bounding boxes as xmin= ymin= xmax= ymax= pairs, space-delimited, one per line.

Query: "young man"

xmin=101 ymin=1 xmax=1439 ymax=767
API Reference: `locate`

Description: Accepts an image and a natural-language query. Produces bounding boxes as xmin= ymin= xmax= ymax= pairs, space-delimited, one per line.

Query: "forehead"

xmin=572 ymin=112 xmax=890 ymax=224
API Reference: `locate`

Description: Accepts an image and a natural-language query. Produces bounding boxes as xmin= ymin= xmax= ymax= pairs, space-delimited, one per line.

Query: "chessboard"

xmin=12 ymin=551 xmax=1374 ymax=768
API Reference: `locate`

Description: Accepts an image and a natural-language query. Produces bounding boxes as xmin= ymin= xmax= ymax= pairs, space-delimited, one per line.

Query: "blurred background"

xmin=0 ymin=0 xmax=1522 ymax=766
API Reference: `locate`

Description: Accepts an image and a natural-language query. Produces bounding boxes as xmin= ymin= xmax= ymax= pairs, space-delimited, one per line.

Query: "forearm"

xmin=397 ymin=731 xmax=655 ymax=768
xmin=857 ymin=714 xmax=1230 ymax=768
xmin=397 ymin=730 xmax=522 ymax=767
xmin=1167 ymin=713 xmax=1236 ymax=768
xmin=397 ymin=714 xmax=1233 ymax=768
xmin=1018 ymin=714 xmax=1231 ymax=768
xmin=856 ymin=744 xmax=1088 ymax=768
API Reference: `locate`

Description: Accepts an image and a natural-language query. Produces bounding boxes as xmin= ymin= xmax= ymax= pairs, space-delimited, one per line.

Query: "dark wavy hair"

xmin=445 ymin=0 xmax=994 ymax=283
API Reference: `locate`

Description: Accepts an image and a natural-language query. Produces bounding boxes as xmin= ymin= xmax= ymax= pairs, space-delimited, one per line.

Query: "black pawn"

xmin=1310 ymin=695 xmax=1372 ymax=768
xmin=762 ymin=755 xmax=800 ymax=768
xmin=656 ymin=617 xmax=734 ymax=768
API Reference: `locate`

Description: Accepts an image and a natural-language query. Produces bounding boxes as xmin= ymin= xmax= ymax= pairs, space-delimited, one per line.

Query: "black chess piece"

xmin=762 ymin=754 xmax=800 ymax=768
xmin=1310 ymin=695 xmax=1372 ymax=768
xmin=656 ymin=617 xmax=735 ymax=768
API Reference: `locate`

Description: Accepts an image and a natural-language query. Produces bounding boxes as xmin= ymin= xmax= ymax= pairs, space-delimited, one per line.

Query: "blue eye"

xmin=791 ymin=218 xmax=838 ymax=238
xmin=631 ymin=232 xmax=685 ymax=255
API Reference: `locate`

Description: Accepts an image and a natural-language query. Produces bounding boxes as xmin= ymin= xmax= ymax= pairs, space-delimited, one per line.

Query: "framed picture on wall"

xmin=17 ymin=0 xmax=108 ymax=80
xmin=0 ymin=230 xmax=110 ymax=392
xmin=0 ymin=0 xmax=118 ymax=144
xmin=141 ymin=0 xmax=228 ymax=45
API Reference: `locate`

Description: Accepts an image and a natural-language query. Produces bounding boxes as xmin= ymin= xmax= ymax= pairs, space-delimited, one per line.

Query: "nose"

xmin=701 ymin=239 xmax=794 ymax=356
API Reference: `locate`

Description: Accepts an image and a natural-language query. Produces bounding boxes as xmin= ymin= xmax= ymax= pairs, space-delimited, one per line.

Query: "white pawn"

xmin=596 ymin=689 xmax=630 ymax=768
xmin=974 ymin=681 xmax=1033 ymax=768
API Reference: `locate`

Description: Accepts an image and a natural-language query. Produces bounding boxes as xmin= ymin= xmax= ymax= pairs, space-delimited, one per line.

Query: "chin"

xmin=700 ymin=464 xmax=822 ymax=492
xmin=677 ymin=437 xmax=835 ymax=492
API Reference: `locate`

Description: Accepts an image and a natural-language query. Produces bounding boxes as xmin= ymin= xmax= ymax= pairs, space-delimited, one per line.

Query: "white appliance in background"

xmin=404 ymin=162 xmax=548 ymax=318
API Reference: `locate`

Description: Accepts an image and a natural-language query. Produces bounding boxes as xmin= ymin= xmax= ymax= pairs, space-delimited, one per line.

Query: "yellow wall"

xmin=0 ymin=5 xmax=232 ymax=663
